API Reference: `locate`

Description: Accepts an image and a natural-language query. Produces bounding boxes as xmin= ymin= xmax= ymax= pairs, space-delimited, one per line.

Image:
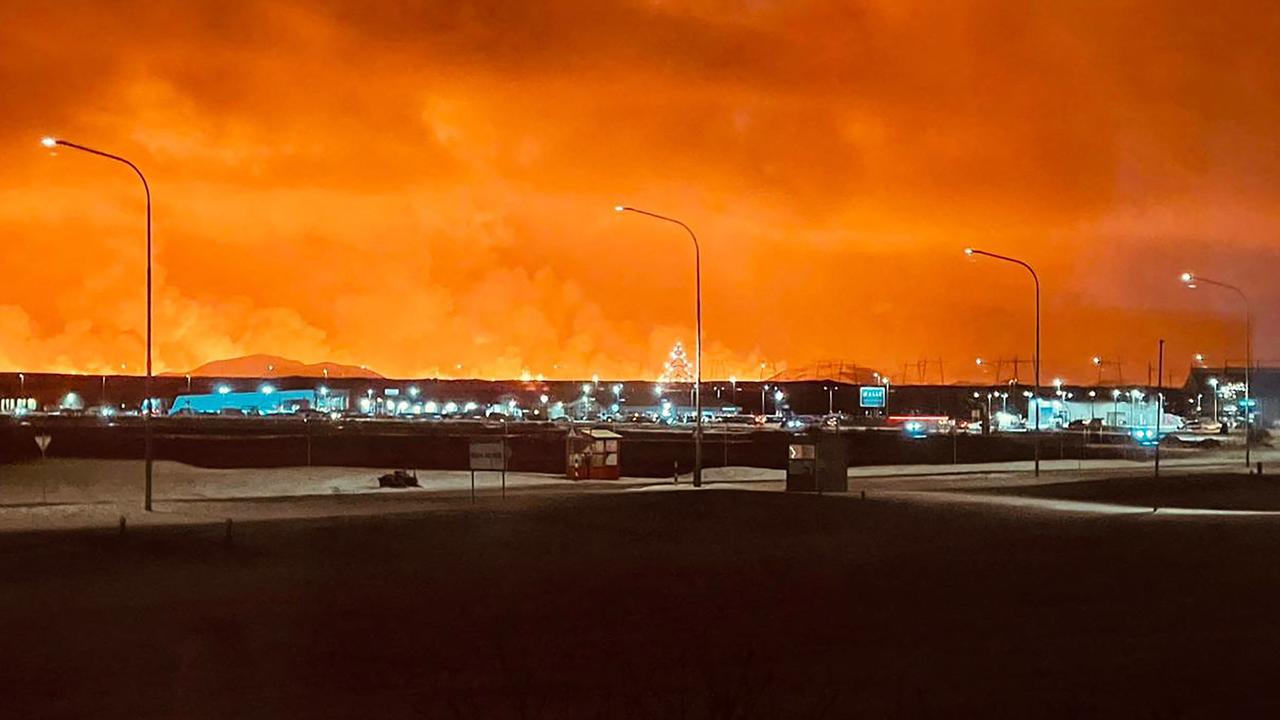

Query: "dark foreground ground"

xmin=3 ymin=488 xmax=1280 ymax=718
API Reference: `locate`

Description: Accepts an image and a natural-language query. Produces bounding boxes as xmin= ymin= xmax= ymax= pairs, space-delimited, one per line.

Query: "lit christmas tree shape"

xmin=660 ymin=341 xmax=694 ymax=383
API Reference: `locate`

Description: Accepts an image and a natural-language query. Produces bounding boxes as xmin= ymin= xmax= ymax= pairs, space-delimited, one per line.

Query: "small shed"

xmin=567 ymin=427 xmax=622 ymax=480
xmin=785 ymin=432 xmax=848 ymax=493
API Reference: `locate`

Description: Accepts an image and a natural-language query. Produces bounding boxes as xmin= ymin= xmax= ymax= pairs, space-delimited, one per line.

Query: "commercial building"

xmin=169 ymin=388 xmax=348 ymax=416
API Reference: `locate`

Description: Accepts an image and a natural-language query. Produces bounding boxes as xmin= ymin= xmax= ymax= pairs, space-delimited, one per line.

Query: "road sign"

xmin=34 ymin=434 xmax=51 ymax=459
xmin=788 ymin=444 xmax=816 ymax=460
xmin=469 ymin=440 xmax=509 ymax=471
xmin=859 ymin=386 xmax=886 ymax=408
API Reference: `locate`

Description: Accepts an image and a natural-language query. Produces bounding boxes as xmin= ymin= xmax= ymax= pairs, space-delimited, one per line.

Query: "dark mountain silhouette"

xmin=169 ymin=354 xmax=383 ymax=379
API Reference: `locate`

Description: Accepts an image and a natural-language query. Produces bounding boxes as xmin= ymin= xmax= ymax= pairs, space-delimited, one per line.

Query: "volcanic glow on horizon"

xmin=2 ymin=1 xmax=1278 ymax=381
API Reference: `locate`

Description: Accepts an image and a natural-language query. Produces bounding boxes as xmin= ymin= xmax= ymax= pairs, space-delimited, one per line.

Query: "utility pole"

xmin=1155 ymin=340 xmax=1165 ymax=478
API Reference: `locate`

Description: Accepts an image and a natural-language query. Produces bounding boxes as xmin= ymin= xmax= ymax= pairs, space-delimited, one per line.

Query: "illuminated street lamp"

xmin=43 ymin=136 xmax=155 ymax=510
xmin=616 ymin=205 xmax=704 ymax=487
xmin=1181 ymin=271 xmax=1252 ymax=467
xmin=1208 ymin=377 xmax=1220 ymax=422
xmin=965 ymin=247 xmax=1041 ymax=476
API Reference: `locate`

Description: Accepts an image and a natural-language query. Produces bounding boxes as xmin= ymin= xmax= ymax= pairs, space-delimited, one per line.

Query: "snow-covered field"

xmin=0 ymin=448 xmax=1274 ymax=534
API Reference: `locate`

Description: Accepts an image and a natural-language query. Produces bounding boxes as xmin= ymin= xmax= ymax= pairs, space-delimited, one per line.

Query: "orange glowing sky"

xmin=2 ymin=0 xmax=1278 ymax=382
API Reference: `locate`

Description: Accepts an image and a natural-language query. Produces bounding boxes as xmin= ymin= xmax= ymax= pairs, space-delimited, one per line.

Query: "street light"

xmin=44 ymin=136 xmax=155 ymax=510
xmin=1181 ymin=271 xmax=1252 ymax=467
xmin=965 ymin=247 xmax=1041 ymax=476
xmin=616 ymin=205 xmax=704 ymax=487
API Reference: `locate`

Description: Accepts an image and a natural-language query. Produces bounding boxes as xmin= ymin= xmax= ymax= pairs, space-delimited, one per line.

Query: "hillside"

xmin=171 ymin=354 xmax=383 ymax=379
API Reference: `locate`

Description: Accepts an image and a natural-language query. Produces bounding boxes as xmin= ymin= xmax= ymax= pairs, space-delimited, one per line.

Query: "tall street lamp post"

xmin=966 ymin=248 xmax=1041 ymax=476
xmin=1181 ymin=272 xmax=1252 ymax=468
xmin=43 ymin=136 xmax=155 ymax=510
xmin=616 ymin=206 xmax=703 ymax=487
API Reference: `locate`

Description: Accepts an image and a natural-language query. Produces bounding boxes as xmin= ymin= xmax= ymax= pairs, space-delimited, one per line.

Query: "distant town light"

xmin=216 ymin=384 xmax=232 ymax=395
xmin=260 ymin=384 xmax=275 ymax=395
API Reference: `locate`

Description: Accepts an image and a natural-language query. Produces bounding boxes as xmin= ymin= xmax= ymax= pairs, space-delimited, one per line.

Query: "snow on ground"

xmin=0 ymin=447 xmax=1276 ymax=534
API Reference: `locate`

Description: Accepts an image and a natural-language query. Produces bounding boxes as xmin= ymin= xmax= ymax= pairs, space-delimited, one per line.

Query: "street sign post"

xmin=468 ymin=439 xmax=510 ymax=501
xmin=34 ymin=435 xmax=51 ymax=459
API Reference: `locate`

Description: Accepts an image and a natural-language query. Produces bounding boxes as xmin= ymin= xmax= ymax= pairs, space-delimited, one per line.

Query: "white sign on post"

xmin=34 ymin=435 xmax=52 ymax=459
xmin=469 ymin=441 xmax=508 ymax=470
